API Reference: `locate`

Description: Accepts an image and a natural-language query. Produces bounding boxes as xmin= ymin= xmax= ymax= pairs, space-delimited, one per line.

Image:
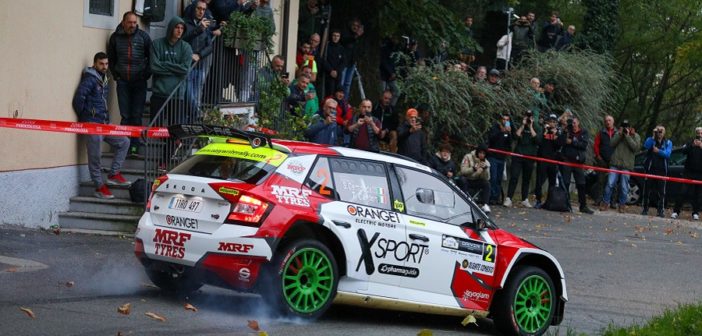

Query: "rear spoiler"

xmin=167 ymin=124 xmax=273 ymax=149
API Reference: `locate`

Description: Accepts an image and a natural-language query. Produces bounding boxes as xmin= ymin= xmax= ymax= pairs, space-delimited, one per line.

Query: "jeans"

xmin=487 ymin=157 xmax=505 ymax=203
xmin=116 ymin=79 xmax=147 ymax=147
xmin=186 ymin=58 xmax=211 ymax=123
xmin=603 ymin=168 xmax=630 ymax=206
xmin=340 ymin=65 xmax=356 ymax=100
xmin=86 ymin=134 xmax=129 ymax=187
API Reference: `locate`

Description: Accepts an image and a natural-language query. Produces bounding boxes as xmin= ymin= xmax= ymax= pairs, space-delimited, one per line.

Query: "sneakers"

xmin=95 ymin=184 xmax=115 ymax=199
xmin=534 ymin=200 xmax=542 ymax=209
xmin=580 ymin=206 xmax=594 ymax=215
xmin=503 ymin=197 xmax=513 ymax=207
xmin=521 ymin=199 xmax=532 ymax=208
xmin=599 ymin=203 xmax=609 ymax=212
xmin=671 ymin=212 xmax=679 ymax=219
xmin=481 ymin=204 xmax=492 ymax=213
xmin=694 ymin=213 xmax=700 ymax=221
xmin=107 ymin=172 xmax=131 ymax=187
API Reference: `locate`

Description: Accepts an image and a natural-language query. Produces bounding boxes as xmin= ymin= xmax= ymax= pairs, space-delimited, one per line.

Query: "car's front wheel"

xmin=493 ymin=266 xmax=555 ymax=336
xmin=261 ymin=239 xmax=338 ymax=319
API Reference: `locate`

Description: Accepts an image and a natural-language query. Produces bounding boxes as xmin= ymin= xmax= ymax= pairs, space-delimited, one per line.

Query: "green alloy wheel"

xmin=494 ymin=266 xmax=556 ymax=336
xmin=263 ymin=239 xmax=339 ymax=319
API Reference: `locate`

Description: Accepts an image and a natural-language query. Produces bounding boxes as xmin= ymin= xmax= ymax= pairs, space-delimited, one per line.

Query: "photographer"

xmin=600 ymin=120 xmax=641 ymax=212
xmin=397 ymin=108 xmax=428 ymax=164
xmin=459 ymin=144 xmax=492 ymax=213
xmin=641 ymin=125 xmax=673 ymax=217
xmin=558 ymin=117 xmax=594 ymax=214
xmin=304 ymin=98 xmax=338 ymax=145
xmin=486 ymin=113 xmax=514 ymax=205
xmin=505 ymin=110 xmax=541 ymax=207
xmin=671 ymin=127 xmax=702 ymax=220
xmin=346 ymin=99 xmax=382 ymax=152
xmin=534 ymin=114 xmax=561 ymax=208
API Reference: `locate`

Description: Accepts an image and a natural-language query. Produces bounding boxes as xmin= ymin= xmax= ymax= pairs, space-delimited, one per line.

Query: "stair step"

xmin=58 ymin=211 xmax=141 ymax=232
xmin=79 ymin=181 xmax=132 ymax=199
xmin=69 ymin=196 xmax=145 ymax=216
xmin=101 ymin=167 xmax=144 ymax=181
xmin=101 ymin=153 xmax=146 ymax=170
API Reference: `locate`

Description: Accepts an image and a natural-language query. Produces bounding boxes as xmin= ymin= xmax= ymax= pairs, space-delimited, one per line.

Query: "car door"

xmin=392 ymin=165 xmax=498 ymax=310
xmin=308 ymin=157 xmax=406 ymax=294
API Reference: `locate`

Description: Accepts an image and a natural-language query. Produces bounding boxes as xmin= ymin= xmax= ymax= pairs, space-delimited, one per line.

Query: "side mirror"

xmin=416 ymin=188 xmax=435 ymax=204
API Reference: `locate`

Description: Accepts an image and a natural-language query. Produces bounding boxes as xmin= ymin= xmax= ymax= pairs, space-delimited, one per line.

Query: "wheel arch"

xmin=496 ymin=249 xmax=567 ymax=325
xmin=277 ymin=220 xmax=347 ymax=277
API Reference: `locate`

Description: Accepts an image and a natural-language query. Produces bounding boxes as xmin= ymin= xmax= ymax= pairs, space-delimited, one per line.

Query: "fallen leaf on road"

xmin=118 ymin=303 xmax=131 ymax=315
xmin=690 ymin=232 xmax=699 ymax=239
xmin=19 ymin=307 xmax=35 ymax=319
xmin=675 ymin=241 xmax=683 ymax=246
xmin=518 ymin=211 xmax=527 ymax=215
xmin=247 ymin=320 xmax=261 ymax=331
xmin=607 ymin=252 xmax=613 ymax=256
xmin=664 ymin=228 xmax=674 ymax=235
xmin=6 ymin=267 xmax=18 ymax=273
xmin=145 ymin=312 xmax=166 ymax=322
xmin=184 ymin=303 xmax=198 ymax=312
xmin=461 ymin=315 xmax=478 ymax=326
xmin=417 ymin=329 xmax=433 ymax=336
xmin=631 ymin=243 xmax=637 ymax=248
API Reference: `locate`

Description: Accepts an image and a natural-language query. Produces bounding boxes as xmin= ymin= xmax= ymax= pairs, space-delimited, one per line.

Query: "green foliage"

xmin=221 ymin=11 xmax=275 ymax=53
xmin=398 ymin=50 xmax=616 ymax=150
xmin=378 ymin=0 xmax=482 ymax=57
xmin=601 ymin=303 xmax=702 ymax=336
xmin=579 ymin=0 xmax=620 ymax=53
xmin=201 ymin=106 xmax=247 ymax=129
xmin=257 ymin=77 xmax=309 ymax=141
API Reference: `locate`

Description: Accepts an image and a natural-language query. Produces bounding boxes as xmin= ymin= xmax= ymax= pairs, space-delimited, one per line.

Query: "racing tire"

xmin=145 ymin=266 xmax=203 ymax=294
xmin=260 ymin=239 xmax=339 ymax=320
xmin=493 ymin=266 xmax=556 ymax=336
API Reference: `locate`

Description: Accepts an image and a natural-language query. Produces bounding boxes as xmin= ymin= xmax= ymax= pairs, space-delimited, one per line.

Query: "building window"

xmin=83 ymin=0 xmax=119 ymax=30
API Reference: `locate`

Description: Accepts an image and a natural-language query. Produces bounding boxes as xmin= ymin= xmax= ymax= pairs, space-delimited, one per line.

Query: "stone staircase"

xmin=58 ymin=152 xmax=146 ymax=233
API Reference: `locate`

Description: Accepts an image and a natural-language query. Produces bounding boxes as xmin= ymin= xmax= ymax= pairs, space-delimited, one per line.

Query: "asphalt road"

xmin=1 ymin=206 xmax=701 ymax=336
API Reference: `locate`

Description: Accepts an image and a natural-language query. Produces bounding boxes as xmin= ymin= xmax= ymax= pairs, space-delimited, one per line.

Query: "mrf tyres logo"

xmin=355 ymin=229 xmax=428 ymax=277
xmin=152 ymin=228 xmax=192 ymax=259
xmin=271 ymin=185 xmax=312 ymax=207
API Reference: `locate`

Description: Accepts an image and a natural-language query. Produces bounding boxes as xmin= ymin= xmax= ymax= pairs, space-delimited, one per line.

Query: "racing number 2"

xmin=317 ymin=168 xmax=331 ymax=196
xmin=483 ymin=244 xmax=494 ymax=263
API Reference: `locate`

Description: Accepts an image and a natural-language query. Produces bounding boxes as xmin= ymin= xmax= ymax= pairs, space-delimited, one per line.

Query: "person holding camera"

xmin=346 ymin=99 xmax=382 ymax=152
xmin=304 ymin=98 xmax=338 ymax=145
xmin=558 ymin=117 xmax=594 ymax=214
xmin=505 ymin=111 xmax=541 ymax=207
xmin=641 ymin=125 xmax=673 ymax=217
xmin=459 ymin=144 xmax=492 ymax=213
xmin=533 ymin=114 xmax=561 ymax=208
xmin=538 ymin=11 xmax=564 ymax=52
xmin=671 ymin=127 xmax=702 ymax=220
xmin=486 ymin=113 xmax=514 ymax=205
xmin=600 ymin=120 xmax=641 ymax=213
xmin=397 ymin=108 xmax=428 ymax=164
xmin=593 ymin=115 xmax=616 ymax=206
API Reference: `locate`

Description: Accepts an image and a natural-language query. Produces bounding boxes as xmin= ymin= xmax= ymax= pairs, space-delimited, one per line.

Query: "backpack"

xmin=544 ymin=172 xmax=571 ymax=212
xmin=129 ymin=178 xmax=150 ymax=204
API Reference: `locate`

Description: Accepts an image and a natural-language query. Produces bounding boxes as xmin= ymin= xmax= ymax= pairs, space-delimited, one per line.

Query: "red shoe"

xmin=95 ymin=184 xmax=115 ymax=199
xmin=107 ymin=172 xmax=131 ymax=186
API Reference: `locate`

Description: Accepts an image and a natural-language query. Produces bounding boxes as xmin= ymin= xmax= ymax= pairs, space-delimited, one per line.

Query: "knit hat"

xmin=406 ymin=108 xmax=419 ymax=118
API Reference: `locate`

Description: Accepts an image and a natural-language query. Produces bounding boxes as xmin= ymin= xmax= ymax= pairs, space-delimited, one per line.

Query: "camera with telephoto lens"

xmin=525 ymin=110 xmax=533 ymax=125
xmin=566 ymin=118 xmax=574 ymax=133
xmin=621 ymin=120 xmax=630 ymax=134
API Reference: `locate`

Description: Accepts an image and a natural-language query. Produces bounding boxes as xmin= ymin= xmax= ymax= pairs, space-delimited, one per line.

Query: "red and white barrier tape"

xmin=0 ymin=117 xmax=169 ymax=138
xmin=487 ymin=148 xmax=702 ymax=185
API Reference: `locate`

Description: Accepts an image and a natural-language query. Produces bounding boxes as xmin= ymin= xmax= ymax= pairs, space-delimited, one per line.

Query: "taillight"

xmin=227 ymin=195 xmax=269 ymax=224
xmin=146 ymin=175 xmax=169 ymax=212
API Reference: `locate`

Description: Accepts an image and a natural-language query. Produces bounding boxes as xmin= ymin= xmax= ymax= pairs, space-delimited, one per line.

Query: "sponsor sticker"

xmin=347 ymin=205 xmax=400 ymax=229
xmin=271 ymin=185 xmax=312 ymax=207
xmin=217 ymin=242 xmax=254 ymax=253
xmin=463 ymin=289 xmax=490 ymax=303
xmin=378 ymin=263 xmax=420 ymax=278
xmin=355 ymin=229 xmax=429 ymax=275
xmin=218 ymin=186 xmax=239 ymax=196
xmin=286 ymin=160 xmax=307 ymax=175
xmin=165 ymin=215 xmax=199 ymax=230
xmin=239 ymin=267 xmax=251 ymax=282
xmin=152 ymin=228 xmax=191 ymax=259
xmin=409 ymin=219 xmax=426 ymax=227
xmin=393 ymin=200 xmax=405 ymax=212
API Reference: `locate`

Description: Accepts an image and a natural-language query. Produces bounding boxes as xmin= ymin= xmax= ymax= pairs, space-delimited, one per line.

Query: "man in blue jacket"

xmin=72 ymin=52 xmax=130 ymax=199
xmin=641 ymin=125 xmax=673 ymax=217
xmin=305 ymin=99 xmax=338 ymax=145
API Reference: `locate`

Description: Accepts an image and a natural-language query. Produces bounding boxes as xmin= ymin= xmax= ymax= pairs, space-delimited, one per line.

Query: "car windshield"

xmin=170 ymin=154 xmax=275 ymax=184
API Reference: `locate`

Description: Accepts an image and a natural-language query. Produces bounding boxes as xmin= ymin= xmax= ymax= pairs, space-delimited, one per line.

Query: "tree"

xmin=579 ymin=0 xmax=620 ymax=54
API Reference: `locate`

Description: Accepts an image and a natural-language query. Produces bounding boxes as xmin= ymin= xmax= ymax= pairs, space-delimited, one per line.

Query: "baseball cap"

xmin=489 ymin=69 xmax=500 ymax=76
xmin=406 ymin=108 xmax=418 ymax=118
xmin=547 ymin=114 xmax=558 ymax=121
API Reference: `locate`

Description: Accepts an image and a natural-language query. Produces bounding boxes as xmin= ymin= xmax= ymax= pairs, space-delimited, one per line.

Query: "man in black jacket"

xmin=108 ymin=11 xmax=152 ymax=155
xmin=322 ymin=30 xmax=345 ymax=98
xmin=558 ymin=117 xmax=594 ymax=214
xmin=397 ymin=108 xmax=428 ymax=163
xmin=534 ymin=114 xmax=560 ymax=209
xmin=671 ymin=127 xmax=702 ymax=220
xmin=486 ymin=113 xmax=514 ymax=204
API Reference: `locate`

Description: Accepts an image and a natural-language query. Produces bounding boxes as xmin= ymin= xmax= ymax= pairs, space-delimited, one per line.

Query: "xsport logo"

xmin=354 ymin=229 xmax=428 ymax=276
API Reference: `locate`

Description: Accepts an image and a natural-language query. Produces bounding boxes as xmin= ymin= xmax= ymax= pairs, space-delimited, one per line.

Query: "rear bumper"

xmin=135 ymin=214 xmax=274 ymax=289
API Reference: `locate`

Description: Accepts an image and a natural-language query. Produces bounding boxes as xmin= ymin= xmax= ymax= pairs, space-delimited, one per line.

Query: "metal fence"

xmin=142 ymin=36 xmax=271 ymax=191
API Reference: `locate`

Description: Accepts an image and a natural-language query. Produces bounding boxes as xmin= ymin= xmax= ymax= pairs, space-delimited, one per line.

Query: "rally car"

xmin=134 ymin=124 xmax=567 ymax=336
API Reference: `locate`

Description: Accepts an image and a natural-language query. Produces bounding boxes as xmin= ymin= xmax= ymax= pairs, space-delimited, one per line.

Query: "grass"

xmin=600 ymin=303 xmax=702 ymax=336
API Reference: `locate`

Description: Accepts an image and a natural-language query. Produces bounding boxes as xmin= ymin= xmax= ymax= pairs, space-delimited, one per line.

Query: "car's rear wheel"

xmin=626 ymin=180 xmax=641 ymax=205
xmin=261 ymin=239 xmax=338 ymax=319
xmin=493 ymin=266 xmax=555 ymax=336
xmin=145 ymin=266 xmax=203 ymax=294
